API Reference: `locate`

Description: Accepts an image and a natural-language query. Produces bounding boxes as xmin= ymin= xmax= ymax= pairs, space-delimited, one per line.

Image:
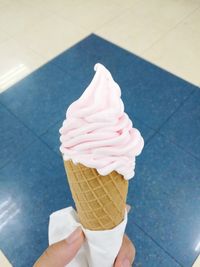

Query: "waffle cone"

xmin=63 ymin=160 xmax=128 ymax=230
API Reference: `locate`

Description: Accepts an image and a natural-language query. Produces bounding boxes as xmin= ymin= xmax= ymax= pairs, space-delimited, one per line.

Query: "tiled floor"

xmin=194 ymin=255 xmax=200 ymax=267
xmin=0 ymin=250 xmax=12 ymax=267
xmin=0 ymin=1 xmax=200 ymax=267
xmin=1 ymin=34 xmax=200 ymax=267
xmin=0 ymin=0 xmax=200 ymax=93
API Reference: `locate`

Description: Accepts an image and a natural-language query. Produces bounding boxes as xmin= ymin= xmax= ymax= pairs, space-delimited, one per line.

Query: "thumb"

xmin=34 ymin=227 xmax=85 ymax=267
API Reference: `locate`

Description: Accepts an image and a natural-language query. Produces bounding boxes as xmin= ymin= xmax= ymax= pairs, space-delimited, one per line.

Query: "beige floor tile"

xmin=19 ymin=0 xmax=83 ymax=13
xmin=0 ymin=38 xmax=45 ymax=92
xmin=0 ymin=0 xmax=11 ymax=8
xmin=113 ymin=0 xmax=139 ymax=8
xmin=0 ymin=250 xmax=12 ymax=267
xmin=193 ymin=254 xmax=200 ymax=267
xmin=56 ymin=0 xmax=134 ymax=32
xmin=14 ymin=14 xmax=89 ymax=60
xmin=0 ymin=1 xmax=51 ymax=36
xmin=18 ymin=0 xmax=61 ymax=11
xmin=96 ymin=0 xmax=200 ymax=54
xmin=19 ymin=0 xmax=138 ymax=13
xmin=142 ymin=8 xmax=200 ymax=86
xmin=40 ymin=0 xmax=81 ymax=13
xmin=0 ymin=28 xmax=10 ymax=43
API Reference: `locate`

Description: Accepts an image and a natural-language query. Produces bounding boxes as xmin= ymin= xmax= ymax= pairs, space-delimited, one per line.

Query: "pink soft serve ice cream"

xmin=59 ymin=63 xmax=144 ymax=179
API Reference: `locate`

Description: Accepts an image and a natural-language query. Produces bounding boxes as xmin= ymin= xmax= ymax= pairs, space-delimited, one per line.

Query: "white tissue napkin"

xmin=49 ymin=207 xmax=127 ymax=267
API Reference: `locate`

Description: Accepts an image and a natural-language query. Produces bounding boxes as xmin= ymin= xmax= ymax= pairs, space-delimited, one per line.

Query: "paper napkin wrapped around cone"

xmin=49 ymin=207 xmax=127 ymax=267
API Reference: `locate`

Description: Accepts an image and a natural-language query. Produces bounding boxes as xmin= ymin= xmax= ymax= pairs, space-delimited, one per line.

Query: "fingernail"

xmin=66 ymin=227 xmax=82 ymax=244
xmin=122 ymin=258 xmax=131 ymax=267
xmin=126 ymin=204 xmax=131 ymax=213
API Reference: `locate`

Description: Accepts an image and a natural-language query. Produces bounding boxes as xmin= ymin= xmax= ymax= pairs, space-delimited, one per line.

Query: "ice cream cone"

xmin=64 ymin=160 xmax=128 ymax=230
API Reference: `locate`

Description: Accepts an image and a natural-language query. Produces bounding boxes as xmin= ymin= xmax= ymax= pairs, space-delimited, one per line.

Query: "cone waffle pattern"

xmin=64 ymin=160 xmax=128 ymax=230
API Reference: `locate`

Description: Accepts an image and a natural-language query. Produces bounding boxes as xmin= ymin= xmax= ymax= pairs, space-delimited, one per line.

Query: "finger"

xmin=34 ymin=227 xmax=85 ymax=267
xmin=126 ymin=204 xmax=131 ymax=213
xmin=114 ymin=235 xmax=135 ymax=267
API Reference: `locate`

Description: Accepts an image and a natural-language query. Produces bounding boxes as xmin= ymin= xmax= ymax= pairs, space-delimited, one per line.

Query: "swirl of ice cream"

xmin=59 ymin=63 xmax=144 ymax=179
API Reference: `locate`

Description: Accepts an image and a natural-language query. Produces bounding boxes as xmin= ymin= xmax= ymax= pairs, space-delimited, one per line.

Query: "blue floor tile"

xmin=0 ymin=140 xmax=73 ymax=267
xmin=160 ymin=90 xmax=200 ymax=160
xmin=0 ymin=64 xmax=84 ymax=135
xmin=0 ymin=103 xmax=36 ymax=168
xmin=133 ymin=118 xmax=155 ymax=144
xmin=128 ymin=133 xmax=200 ymax=266
xmin=127 ymin=224 xmax=181 ymax=267
xmin=40 ymin=120 xmax=62 ymax=156
xmin=51 ymin=34 xmax=197 ymax=130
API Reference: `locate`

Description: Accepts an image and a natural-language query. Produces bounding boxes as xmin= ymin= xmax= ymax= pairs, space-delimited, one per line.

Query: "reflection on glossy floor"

xmin=0 ymin=1 xmax=200 ymax=267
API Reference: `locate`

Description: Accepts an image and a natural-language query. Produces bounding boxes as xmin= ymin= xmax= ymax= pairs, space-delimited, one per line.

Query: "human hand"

xmin=33 ymin=227 xmax=85 ymax=267
xmin=34 ymin=205 xmax=135 ymax=267
xmin=114 ymin=234 xmax=136 ymax=267
xmin=34 ymin=230 xmax=135 ymax=267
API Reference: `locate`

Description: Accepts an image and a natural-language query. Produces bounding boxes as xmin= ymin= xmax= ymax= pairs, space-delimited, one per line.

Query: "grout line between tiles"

xmin=142 ymin=130 xmax=159 ymax=147
xmin=0 ymin=138 xmax=37 ymax=170
xmin=155 ymin=88 xmax=196 ymax=129
xmin=24 ymin=33 xmax=93 ymax=77
xmin=192 ymin=253 xmax=200 ymax=267
xmin=134 ymin=116 xmax=157 ymax=132
xmin=0 ymin=101 xmax=61 ymax=169
xmin=141 ymin=6 xmax=200 ymax=55
xmin=31 ymin=134 xmax=60 ymax=160
xmin=90 ymin=6 xmax=130 ymax=32
xmin=158 ymin=131 xmax=200 ymax=162
xmin=143 ymin=128 xmax=200 ymax=166
xmin=55 ymin=0 xmax=140 ymax=34
xmin=18 ymin=32 xmax=91 ymax=66
xmin=93 ymin=31 xmax=195 ymax=88
xmin=133 ymin=222 xmax=184 ymax=266
xmin=130 ymin=88 xmax=199 ymax=267
xmin=40 ymin=119 xmax=61 ymax=137
xmin=145 ymin=89 xmax=196 ymax=145
xmin=49 ymin=34 xmax=200 ymax=111
xmin=1 ymin=84 xmax=198 ymax=171
xmin=0 ymin=34 xmax=198 ymax=169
